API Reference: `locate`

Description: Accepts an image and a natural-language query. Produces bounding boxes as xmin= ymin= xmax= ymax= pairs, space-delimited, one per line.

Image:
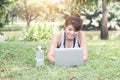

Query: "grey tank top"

xmin=58 ymin=31 xmax=80 ymax=48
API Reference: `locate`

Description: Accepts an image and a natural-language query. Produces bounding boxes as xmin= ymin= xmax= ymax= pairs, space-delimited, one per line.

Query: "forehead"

xmin=65 ymin=25 xmax=80 ymax=32
xmin=66 ymin=25 xmax=74 ymax=28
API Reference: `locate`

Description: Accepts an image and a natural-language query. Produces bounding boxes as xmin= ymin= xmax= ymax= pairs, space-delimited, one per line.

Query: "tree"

xmin=13 ymin=0 xmax=62 ymax=27
xmin=0 ymin=0 xmax=9 ymax=27
xmin=100 ymin=0 xmax=119 ymax=39
xmin=101 ymin=0 xmax=108 ymax=39
xmin=14 ymin=0 xmax=42 ymax=27
xmin=0 ymin=0 xmax=16 ymax=26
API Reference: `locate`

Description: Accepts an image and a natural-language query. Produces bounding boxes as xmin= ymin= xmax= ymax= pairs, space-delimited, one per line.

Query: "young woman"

xmin=47 ymin=13 xmax=88 ymax=62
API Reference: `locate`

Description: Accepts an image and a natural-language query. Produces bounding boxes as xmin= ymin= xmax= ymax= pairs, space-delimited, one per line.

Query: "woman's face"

xmin=65 ymin=25 xmax=78 ymax=40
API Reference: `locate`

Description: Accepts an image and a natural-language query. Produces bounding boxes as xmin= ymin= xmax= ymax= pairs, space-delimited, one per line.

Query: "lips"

xmin=68 ymin=34 xmax=75 ymax=39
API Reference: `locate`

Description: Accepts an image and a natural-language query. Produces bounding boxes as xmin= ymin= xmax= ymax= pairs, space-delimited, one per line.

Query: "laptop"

xmin=54 ymin=48 xmax=83 ymax=67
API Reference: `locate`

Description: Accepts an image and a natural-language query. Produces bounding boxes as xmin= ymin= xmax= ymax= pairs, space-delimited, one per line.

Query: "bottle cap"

xmin=38 ymin=46 xmax=42 ymax=50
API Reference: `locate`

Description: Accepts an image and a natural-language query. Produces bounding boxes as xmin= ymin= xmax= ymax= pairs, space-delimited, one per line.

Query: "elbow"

xmin=84 ymin=58 xmax=88 ymax=61
xmin=47 ymin=54 xmax=55 ymax=63
xmin=83 ymin=56 xmax=88 ymax=61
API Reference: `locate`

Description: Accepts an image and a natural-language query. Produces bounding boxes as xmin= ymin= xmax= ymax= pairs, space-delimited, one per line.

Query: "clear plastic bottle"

xmin=36 ymin=46 xmax=44 ymax=66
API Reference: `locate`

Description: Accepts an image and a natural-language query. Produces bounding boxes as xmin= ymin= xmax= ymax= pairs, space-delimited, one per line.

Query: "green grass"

xmin=0 ymin=39 xmax=120 ymax=80
xmin=0 ymin=24 xmax=23 ymax=31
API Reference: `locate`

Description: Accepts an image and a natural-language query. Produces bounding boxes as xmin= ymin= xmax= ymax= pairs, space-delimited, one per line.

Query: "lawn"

xmin=0 ymin=39 xmax=120 ymax=80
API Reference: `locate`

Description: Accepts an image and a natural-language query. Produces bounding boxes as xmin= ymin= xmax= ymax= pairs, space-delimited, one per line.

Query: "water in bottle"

xmin=36 ymin=46 xmax=44 ymax=66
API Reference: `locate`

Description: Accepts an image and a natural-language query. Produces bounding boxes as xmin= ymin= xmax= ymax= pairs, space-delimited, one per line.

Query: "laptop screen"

xmin=54 ymin=48 xmax=83 ymax=67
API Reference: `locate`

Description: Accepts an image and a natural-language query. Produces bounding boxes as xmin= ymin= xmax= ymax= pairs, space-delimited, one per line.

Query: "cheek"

xmin=65 ymin=29 xmax=70 ymax=33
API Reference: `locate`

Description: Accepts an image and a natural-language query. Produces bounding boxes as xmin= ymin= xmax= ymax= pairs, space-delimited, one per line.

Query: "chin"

xmin=68 ymin=37 xmax=74 ymax=40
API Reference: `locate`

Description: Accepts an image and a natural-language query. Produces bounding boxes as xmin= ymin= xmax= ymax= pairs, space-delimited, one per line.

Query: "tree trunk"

xmin=4 ymin=12 xmax=9 ymax=25
xmin=27 ymin=21 xmax=30 ymax=27
xmin=100 ymin=0 xmax=109 ymax=40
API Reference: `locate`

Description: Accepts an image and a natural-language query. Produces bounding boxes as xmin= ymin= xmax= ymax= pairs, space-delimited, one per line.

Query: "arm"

xmin=47 ymin=33 xmax=59 ymax=63
xmin=79 ymin=31 xmax=88 ymax=61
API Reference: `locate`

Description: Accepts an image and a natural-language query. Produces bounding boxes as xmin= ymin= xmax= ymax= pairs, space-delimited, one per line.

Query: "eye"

xmin=74 ymin=30 xmax=78 ymax=32
xmin=68 ymin=28 xmax=72 ymax=31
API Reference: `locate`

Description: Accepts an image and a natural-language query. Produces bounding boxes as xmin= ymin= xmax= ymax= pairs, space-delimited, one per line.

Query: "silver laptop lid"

xmin=55 ymin=48 xmax=83 ymax=67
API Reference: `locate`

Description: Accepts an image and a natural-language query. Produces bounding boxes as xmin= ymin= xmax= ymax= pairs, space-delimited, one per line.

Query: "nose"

xmin=71 ymin=30 xmax=75 ymax=34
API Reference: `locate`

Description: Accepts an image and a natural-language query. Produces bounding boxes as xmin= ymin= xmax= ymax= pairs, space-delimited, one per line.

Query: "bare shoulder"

xmin=49 ymin=31 xmax=62 ymax=49
xmin=78 ymin=31 xmax=87 ymax=44
xmin=52 ymin=31 xmax=62 ymax=38
xmin=51 ymin=31 xmax=62 ymax=44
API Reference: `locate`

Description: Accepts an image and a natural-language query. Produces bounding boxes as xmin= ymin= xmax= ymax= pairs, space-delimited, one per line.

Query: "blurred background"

xmin=0 ymin=0 xmax=120 ymax=41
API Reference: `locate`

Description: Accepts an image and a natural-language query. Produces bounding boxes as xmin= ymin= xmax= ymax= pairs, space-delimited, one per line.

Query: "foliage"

xmin=0 ymin=0 xmax=17 ymax=27
xmin=22 ymin=24 xmax=57 ymax=41
xmin=14 ymin=0 xmax=42 ymax=27
xmin=107 ymin=2 xmax=120 ymax=29
xmin=0 ymin=39 xmax=120 ymax=80
xmin=0 ymin=0 xmax=9 ymax=27
xmin=62 ymin=0 xmax=99 ymax=14
xmin=80 ymin=2 xmax=120 ymax=30
xmin=13 ymin=0 xmax=63 ymax=27
xmin=0 ymin=22 xmax=62 ymax=41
